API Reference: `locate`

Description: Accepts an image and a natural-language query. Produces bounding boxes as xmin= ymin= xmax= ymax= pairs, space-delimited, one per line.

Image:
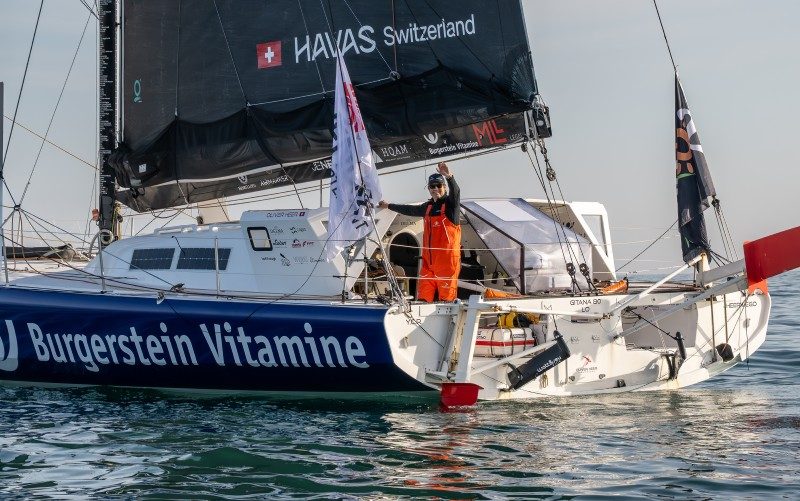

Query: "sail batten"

xmin=114 ymin=0 xmax=538 ymax=212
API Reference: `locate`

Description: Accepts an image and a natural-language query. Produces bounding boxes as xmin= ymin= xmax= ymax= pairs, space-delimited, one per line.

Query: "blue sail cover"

xmin=112 ymin=0 xmax=538 ymax=211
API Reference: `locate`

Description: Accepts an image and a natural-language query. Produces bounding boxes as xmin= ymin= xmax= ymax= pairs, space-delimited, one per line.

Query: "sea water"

xmin=1 ymin=270 xmax=798 ymax=499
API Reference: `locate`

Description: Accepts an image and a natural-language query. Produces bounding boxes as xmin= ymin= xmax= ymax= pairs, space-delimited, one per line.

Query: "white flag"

xmin=324 ymin=53 xmax=382 ymax=261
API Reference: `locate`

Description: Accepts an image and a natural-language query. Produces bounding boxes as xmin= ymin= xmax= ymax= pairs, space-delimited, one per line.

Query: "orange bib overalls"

xmin=418 ymin=202 xmax=461 ymax=302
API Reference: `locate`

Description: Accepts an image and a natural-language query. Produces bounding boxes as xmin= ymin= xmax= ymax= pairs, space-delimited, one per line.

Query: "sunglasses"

xmin=428 ymin=183 xmax=443 ymax=189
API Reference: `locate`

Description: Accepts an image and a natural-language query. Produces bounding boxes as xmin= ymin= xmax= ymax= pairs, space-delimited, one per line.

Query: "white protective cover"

xmin=463 ymin=199 xmax=593 ymax=292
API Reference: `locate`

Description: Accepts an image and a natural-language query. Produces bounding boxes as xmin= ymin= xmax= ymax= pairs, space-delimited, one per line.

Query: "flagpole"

xmin=337 ymin=53 xmax=407 ymax=307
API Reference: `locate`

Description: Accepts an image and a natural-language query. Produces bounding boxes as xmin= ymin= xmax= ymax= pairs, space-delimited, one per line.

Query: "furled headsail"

xmin=111 ymin=0 xmax=540 ymax=211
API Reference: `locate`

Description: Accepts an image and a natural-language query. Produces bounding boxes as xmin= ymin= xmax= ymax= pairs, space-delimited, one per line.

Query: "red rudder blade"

xmin=439 ymin=382 xmax=482 ymax=409
xmin=743 ymin=226 xmax=800 ymax=293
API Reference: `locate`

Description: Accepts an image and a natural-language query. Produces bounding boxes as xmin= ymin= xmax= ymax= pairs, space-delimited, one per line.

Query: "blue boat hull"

xmin=0 ymin=288 xmax=431 ymax=393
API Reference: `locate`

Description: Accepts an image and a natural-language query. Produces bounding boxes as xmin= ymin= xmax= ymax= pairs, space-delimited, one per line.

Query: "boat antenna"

xmin=652 ymin=0 xmax=677 ymax=73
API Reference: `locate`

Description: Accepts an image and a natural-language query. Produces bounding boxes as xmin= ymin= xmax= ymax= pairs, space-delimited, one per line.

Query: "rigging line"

xmin=2 ymin=0 xmax=45 ymax=208
xmin=707 ymin=248 xmax=731 ymax=265
xmin=1 ymin=231 xmax=178 ymax=291
xmin=174 ymin=0 xmax=183 ymax=116
xmin=19 ymin=10 xmax=93 ymax=205
xmin=366 ymin=211 xmax=407 ymax=308
xmin=718 ymin=208 xmax=739 ymax=260
xmin=246 ymin=75 xmax=392 ymax=105
xmin=297 ymin=0 xmax=327 ymax=93
xmin=529 ymin=154 xmax=579 ymax=293
xmin=211 ymin=0 xmax=248 ymax=104
xmin=535 ymin=154 xmax=582 ymax=273
xmin=1 ymin=115 xmax=96 ymax=171
xmin=652 ymin=0 xmax=677 ymax=72
xmin=629 ymin=309 xmax=676 ymax=341
xmin=390 ymin=0 xmax=398 ymax=73
xmin=712 ymin=199 xmax=738 ymax=261
xmin=17 ymin=212 xmax=79 ymax=259
xmin=134 ymin=207 xmax=176 ymax=236
xmin=416 ymin=0 xmax=494 ymax=76
xmin=19 ymin=207 xmax=93 ymax=246
xmin=525 ymin=143 xmax=575 ymax=287
xmin=271 ymin=161 xmax=306 ymax=209
xmin=77 ymin=0 xmax=99 ymax=20
xmin=527 ymin=141 xmax=573 ymax=256
xmin=712 ymin=208 xmax=730 ymax=259
xmin=319 ymin=0 xmax=336 ymax=40
xmin=157 ymin=207 xmax=189 ymax=230
xmin=616 ymin=218 xmax=678 ymax=272
xmin=83 ymin=169 xmax=98 ymax=243
xmin=544 ymin=149 xmax=590 ymax=268
xmin=339 ymin=0 xmax=394 ymax=72
xmin=544 ymin=142 xmax=593 ymax=282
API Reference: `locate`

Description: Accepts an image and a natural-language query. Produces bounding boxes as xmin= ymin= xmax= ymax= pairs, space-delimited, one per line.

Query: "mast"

xmin=98 ymin=0 xmax=118 ymax=245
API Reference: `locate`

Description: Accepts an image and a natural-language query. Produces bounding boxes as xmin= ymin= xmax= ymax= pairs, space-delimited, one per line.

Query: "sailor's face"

xmin=428 ymin=182 xmax=445 ymax=200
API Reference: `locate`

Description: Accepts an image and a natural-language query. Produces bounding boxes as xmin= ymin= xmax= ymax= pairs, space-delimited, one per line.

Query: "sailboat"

xmin=0 ymin=0 xmax=797 ymax=406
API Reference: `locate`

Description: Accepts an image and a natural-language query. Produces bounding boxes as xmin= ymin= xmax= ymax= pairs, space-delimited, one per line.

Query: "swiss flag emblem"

xmin=257 ymin=41 xmax=282 ymax=69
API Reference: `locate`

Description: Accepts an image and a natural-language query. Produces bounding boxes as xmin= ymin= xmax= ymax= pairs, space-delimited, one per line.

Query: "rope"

xmin=616 ymin=219 xmax=678 ymax=272
xmin=19 ymin=9 xmax=93 ymax=205
xmin=652 ymin=0 xmax=677 ymax=72
xmin=524 ymin=141 xmax=583 ymax=292
xmin=0 ymin=115 xmax=96 ymax=171
xmin=297 ymin=0 xmax=327 ymax=93
xmin=2 ymin=0 xmax=45 ymax=208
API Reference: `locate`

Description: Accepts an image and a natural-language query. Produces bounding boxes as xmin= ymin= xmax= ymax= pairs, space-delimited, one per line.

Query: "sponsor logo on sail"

xmin=423 ymin=133 xmax=439 ymax=144
xmin=294 ymin=14 xmax=477 ymax=63
xmin=472 ymin=119 xmax=507 ymax=145
xmin=260 ymin=174 xmax=290 ymax=188
xmin=312 ymin=159 xmax=331 ymax=171
xmin=378 ymin=144 xmax=410 ymax=158
xmin=257 ymin=41 xmax=282 ymax=69
xmin=133 ymin=79 xmax=142 ymax=103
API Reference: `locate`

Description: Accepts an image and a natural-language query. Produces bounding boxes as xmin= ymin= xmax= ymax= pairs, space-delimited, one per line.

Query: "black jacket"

xmin=387 ymin=175 xmax=460 ymax=225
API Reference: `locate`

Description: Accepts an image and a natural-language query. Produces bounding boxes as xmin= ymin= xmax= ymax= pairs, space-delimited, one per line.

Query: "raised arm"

xmin=440 ymin=163 xmax=460 ymax=225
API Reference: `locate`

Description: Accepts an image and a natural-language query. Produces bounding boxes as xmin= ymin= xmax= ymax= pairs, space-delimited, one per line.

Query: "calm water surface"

xmin=1 ymin=270 xmax=798 ymax=499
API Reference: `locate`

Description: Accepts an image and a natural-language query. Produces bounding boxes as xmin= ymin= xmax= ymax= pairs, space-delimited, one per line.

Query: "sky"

xmin=1 ymin=0 xmax=798 ymax=274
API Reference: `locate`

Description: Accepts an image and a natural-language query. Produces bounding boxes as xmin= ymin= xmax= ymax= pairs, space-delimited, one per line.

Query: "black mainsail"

xmin=111 ymin=0 xmax=540 ymax=211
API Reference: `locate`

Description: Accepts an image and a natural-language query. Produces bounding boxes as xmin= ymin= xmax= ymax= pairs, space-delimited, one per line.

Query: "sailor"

xmin=378 ymin=162 xmax=461 ymax=302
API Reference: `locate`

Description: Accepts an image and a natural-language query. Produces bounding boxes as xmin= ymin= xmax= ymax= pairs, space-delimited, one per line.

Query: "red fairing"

xmin=743 ymin=226 xmax=800 ymax=291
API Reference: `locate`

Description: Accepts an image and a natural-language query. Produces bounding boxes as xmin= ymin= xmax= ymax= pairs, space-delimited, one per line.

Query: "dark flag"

xmin=675 ymin=75 xmax=716 ymax=263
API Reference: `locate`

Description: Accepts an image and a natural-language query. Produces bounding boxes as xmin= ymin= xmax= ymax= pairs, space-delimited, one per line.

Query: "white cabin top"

xmin=13 ymin=199 xmax=615 ymax=298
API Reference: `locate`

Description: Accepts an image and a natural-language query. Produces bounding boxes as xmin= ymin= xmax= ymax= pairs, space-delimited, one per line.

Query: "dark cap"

xmin=428 ymin=173 xmax=446 ymax=185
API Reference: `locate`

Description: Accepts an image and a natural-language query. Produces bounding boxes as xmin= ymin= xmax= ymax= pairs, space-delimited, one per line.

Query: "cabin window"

xmin=247 ymin=227 xmax=272 ymax=250
xmin=176 ymin=248 xmax=232 ymax=270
